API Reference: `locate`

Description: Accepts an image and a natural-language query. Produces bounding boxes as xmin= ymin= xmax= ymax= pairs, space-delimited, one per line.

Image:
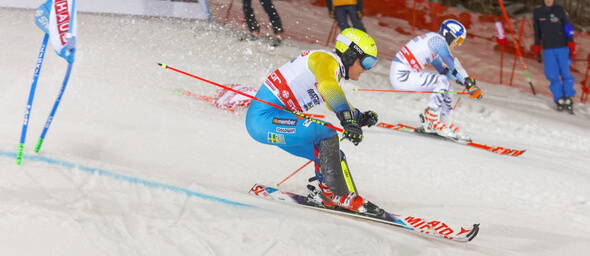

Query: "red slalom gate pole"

xmin=158 ymin=63 xmax=343 ymax=132
xmin=431 ymin=2 xmax=440 ymax=32
xmin=498 ymin=0 xmax=536 ymax=95
xmin=500 ymin=45 xmax=504 ymax=84
xmin=581 ymin=58 xmax=590 ymax=103
xmin=222 ymin=0 xmax=234 ymax=26
xmin=509 ymin=18 xmax=527 ymax=86
xmin=354 ymin=88 xmax=469 ymax=95
xmin=326 ymin=20 xmax=337 ymax=47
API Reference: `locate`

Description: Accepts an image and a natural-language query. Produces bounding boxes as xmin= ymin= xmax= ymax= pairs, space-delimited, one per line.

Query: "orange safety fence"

xmin=581 ymin=54 xmax=590 ymax=103
xmin=208 ymin=0 xmax=589 ymax=103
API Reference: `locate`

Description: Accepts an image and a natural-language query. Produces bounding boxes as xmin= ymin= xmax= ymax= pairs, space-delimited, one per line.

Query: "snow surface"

xmin=1 ymin=7 xmax=590 ymax=256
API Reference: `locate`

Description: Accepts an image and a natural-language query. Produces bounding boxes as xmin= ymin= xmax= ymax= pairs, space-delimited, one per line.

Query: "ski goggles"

xmin=360 ymin=54 xmax=378 ymax=70
xmin=455 ymin=36 xmax=464 ymax=46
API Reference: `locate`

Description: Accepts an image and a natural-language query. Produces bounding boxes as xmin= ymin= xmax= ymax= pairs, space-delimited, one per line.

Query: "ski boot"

xmin=556 ymin=97 xmax=566 ymax=112
xmin=437 ymin=123 xmax=471 ymax=141
xmin=306 ymin=177 xmax=385 ymax=218
xmin=564 ymin=97 xmax=574 ymax=114
xmin=269 ymin=34 xmax=283 ymax=47
xmin=239 ymin=31 xmax=260 ymax=41
xmin=420 ymin=107 xmax=466 ymax=139
xmin=419 ymin=107 xmax=441 ymax=133
xmin=420 ymin=107 xmax=449 ymax=135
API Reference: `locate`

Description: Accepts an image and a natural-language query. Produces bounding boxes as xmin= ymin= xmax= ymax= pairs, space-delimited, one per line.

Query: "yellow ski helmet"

xmin=335 ymin=28 xmax=378 ymax=72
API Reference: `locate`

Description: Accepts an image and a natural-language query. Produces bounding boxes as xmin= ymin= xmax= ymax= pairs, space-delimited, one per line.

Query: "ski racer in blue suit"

xmin=245 ymin=28 xmax=383 ymax=217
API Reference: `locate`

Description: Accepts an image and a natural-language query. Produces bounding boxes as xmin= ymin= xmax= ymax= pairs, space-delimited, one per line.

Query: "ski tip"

xmin=468 ymin=223 xmax=480 ymax=241
xmin=514 ymin=150 xmax=526 ymax=156
xmin=158 ymin=63 xmax=167 ymax=68
xmin=353 ymin=88 xmax=359 ymax=91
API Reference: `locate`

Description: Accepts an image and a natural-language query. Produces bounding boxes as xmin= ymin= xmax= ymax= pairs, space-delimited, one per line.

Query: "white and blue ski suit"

xmin=390 ymin=32 xmax=467 ymax=117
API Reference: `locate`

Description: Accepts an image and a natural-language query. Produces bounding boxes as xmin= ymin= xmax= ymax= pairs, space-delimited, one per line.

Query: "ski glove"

xmin=357 ymin=10 xmax=363 ymax=19
xmin=329 ymin=10 xmax=335 ymax=19
xmin=356 ymin=109 xmax=378 ymax=127
xmin=442 ymin=67 xmax=464 ymax=85
xmin=469 ymin=86 xmax=482 ymax=99
xmin=568 ymin=42 xmax=577 ymax=59
xmin=337 ymin=110 xmax=363 ymax=146
xmin=465 ymin=76 xmax=482 ymax=99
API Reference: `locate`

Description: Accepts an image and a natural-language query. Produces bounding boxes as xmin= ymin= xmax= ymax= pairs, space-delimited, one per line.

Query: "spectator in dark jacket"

xmin=326 ymin=0 xmax=366 ymax=32
xmin=242 ymin=0 xmax=283 ymax=42
xmin=533 ymin=0 xmax=577 ymax=113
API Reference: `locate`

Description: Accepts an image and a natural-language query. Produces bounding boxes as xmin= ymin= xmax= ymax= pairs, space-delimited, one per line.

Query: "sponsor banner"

xmin=34 ymin=0 xmax=77 ymax=63
xmin=50 ymin=0 xmax=77 ymax=63
xmin=2 ymin=0 xmax=210 ymax=20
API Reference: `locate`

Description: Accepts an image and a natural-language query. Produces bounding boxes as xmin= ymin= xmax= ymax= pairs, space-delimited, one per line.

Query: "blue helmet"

xmin=440 ymin=19 xmax=466 ymax=46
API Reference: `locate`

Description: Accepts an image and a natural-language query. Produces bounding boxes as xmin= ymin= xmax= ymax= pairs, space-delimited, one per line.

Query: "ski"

xmin=172 ymin=88 xmax=326 ymax=118
xmin=249 ymin=183 xmax=479 ymax=242
xmin=171 ymin=88 xmax=236 ymax=113
xmin=376 ymin=122 xmax=526 ymax=156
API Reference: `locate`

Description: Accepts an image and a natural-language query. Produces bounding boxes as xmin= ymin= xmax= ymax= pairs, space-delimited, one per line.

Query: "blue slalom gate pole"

xmin=34 ymin=61 xmax=74 ymax=153
xmin=33 ymin=0 xmax=77 ymax=154
xmin=17 ymin=33 xmax=49 ymax=165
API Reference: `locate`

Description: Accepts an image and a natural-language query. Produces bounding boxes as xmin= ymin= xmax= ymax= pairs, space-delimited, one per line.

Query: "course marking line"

xmin=0 ymin=151 xmax=254 ymax=208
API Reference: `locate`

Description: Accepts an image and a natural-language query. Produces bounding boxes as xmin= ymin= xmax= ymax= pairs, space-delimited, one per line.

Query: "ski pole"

xmin=275 ymin=160 xmax=312 ymax=188
xmin=158 ymin=63 xmax=343 ymax=132
xmin=16 ymin=33 xmax=49 ymax=165
xmin=354 ymin=88 xmax=469 ymax=95
xmin=452 ymin=89 xmax=467 ymax=110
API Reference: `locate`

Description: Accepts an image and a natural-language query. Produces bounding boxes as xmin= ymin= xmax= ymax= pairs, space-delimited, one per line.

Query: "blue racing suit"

xmin=245 ymin=50 xmax=351 ymax=162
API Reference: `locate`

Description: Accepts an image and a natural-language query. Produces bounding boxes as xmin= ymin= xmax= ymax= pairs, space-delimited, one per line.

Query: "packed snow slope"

xmin=1 ymin=7 xmax=589 ymax=256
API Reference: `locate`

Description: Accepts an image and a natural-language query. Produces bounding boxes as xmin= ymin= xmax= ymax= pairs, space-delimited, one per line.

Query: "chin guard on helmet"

xmin=443 ymin=32 xmax=457 ymax=46
xmin=339 ymin=45 xmax=358 ymax=69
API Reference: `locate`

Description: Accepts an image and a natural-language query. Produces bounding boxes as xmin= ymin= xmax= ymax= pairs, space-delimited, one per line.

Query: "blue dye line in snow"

xmin=0 ymin=151 xmax=253 ymax=208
